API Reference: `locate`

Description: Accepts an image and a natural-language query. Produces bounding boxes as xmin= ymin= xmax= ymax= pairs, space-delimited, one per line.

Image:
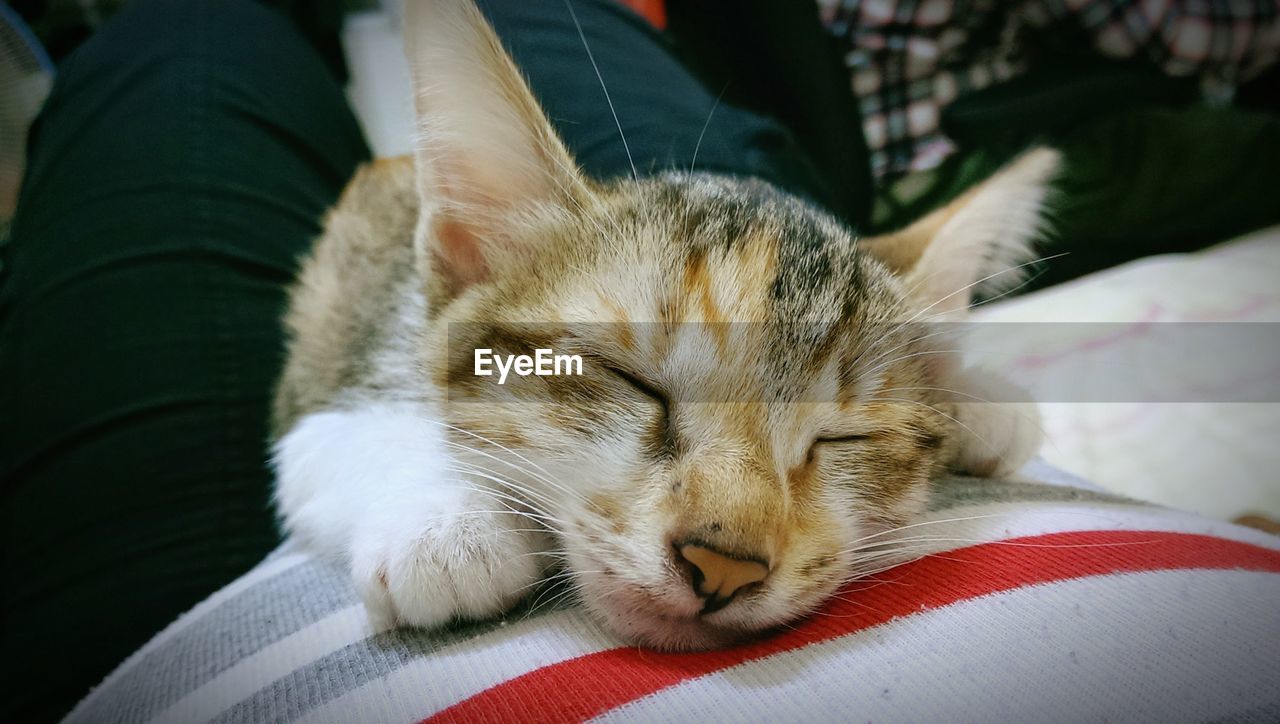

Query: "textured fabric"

xmin=968 ymin=226 xmax=1280 ymax=518
xmin=67 ymin=467 xmax=1280 ymax=723
xmin=0 ymin=1 xmax=369 ymax=720
xmin=818 ymin=0 xmax=1280 ymax=177
xmin=660 ymin=0 xmax=875 ymax=227
xmin=479 ymin=0 xmax=850 ymax=219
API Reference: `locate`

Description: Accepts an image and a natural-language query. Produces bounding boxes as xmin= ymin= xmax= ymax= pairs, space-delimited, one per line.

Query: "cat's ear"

xmin=859 ymin=148 xmax=1060 ymax=317
xmin=403 ymin=0 xmax=589 ymax=295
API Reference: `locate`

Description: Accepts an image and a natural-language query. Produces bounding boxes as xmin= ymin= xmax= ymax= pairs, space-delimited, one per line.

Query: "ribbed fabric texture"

xmin=67 ymin=468 xmax=1280 ymax=723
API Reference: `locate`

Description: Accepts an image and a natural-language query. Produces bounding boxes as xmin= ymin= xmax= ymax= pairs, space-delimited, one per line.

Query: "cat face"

xmin=405 ymin=0 xmax=1053 ymax=649
xmin=433 ymin=174 xmax=954 ymax=648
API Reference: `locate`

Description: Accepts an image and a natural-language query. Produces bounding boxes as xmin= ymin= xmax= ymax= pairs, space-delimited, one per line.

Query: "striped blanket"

xmin=68 ymin=463 xmax=1280 ymax=723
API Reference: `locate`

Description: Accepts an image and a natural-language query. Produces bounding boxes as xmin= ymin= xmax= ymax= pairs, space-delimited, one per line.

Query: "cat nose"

xmin=677 ymin=543 xmax=769 ymax=614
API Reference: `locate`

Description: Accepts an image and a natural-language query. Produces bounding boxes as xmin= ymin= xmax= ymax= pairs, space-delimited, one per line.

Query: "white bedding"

xmin=968 ymin=225 xmax=1280 ymax=519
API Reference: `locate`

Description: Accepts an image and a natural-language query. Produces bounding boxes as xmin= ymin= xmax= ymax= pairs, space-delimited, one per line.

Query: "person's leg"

xmin=663 ymin=0 xmax=874 ymax=228
xmin=0 ymin=0 xmax=369 ymax=719
xmin=476 ymin=0 xmax=863 ymax=226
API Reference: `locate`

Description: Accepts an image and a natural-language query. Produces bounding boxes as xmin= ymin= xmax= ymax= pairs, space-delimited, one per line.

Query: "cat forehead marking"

xmin=577 ymin=175 xmax=893 ymax=408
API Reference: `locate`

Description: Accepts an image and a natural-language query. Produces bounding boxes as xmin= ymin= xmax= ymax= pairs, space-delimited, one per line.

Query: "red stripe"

xmin=425 ymin=530 xmax=1280 ymax=723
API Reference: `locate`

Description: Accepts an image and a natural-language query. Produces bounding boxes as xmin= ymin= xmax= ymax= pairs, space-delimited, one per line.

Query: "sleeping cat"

xmin=271 ymin=0 xmax=1054 ymax=650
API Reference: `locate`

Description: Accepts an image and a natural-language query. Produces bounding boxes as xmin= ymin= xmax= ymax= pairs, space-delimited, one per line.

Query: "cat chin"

xmin=574 ymin=572 xmax=762 ymax=651
xmin=592 ymin=604 xmax=754 ymax=652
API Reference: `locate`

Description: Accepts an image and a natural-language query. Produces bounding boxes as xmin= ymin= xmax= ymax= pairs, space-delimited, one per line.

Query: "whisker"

xmin=514 ymin=568 xmax=600 ymax=596
xmin=524 ymin=579 xmax=584 ymax=617
xmin=564 ymin=0 xmax=636 ymax=180
xmin=861 ymin=395 xmax=996 ymax=451
xmin=426 ymin=421 xmax=564 ymax=490
xmin=431 ymin=425 xmax=592 ymax=507
xmin=862 ymin=346 xmax=964 ymax=381
xmin=689 ymin=82 xmax=728 ymax=176
xmin=969 ymin=256 xmax=1061 ymax=309
xmin=444 ymin=456 xmax=565 ymax=513
xmin=849 ymin=251 xmax=1069 ymax=378
xmin=844 ymin=513 xmax=1014 ymax=548
xmin=907 ymin=251 xmax=1069 ymax=326
xmin=860 ymin=536 xmax=1160 ymax=551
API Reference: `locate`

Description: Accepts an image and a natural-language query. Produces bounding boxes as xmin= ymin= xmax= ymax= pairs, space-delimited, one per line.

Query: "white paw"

xmin=950 ymin=367 xmax=1043 ymax=477
xmin=351 ymin=497 xmax=550 ymax=631
xmin=273 ymin=404 xmax=554 ymax=630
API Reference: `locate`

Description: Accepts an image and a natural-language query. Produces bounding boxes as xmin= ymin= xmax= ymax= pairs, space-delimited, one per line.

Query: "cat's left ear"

xmin=859 ymin=148 xmax=1060 ymax=318
xmin=403 ymin=0 xmax=589 ymax=296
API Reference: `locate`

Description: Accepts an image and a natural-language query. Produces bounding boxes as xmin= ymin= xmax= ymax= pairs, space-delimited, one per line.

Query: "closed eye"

xmin=570 ymin=347 xmax=666 ymax=406
xmin=806 ymin=434 xmax=873 ymax=465
xmin=605 ymin=365 xmax=667 ymax=408
xmin=606 ymin=364 xmax=677 ymax=457
xmin=814 ymin=434 xmax=872 ymax=445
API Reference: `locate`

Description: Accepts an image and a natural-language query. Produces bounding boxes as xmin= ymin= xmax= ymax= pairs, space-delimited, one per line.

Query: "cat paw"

xmin=350 ymin=502 xmax=548 ymax=630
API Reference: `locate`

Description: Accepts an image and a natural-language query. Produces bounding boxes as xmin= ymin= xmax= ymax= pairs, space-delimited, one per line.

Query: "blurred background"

xmin=2 ymin=0 xmax=1280 ymax=516
xmin=3 ymin=0 xmax=1279 ymax=517
xmin=6 ymin=0 xmax=1276 ymax=519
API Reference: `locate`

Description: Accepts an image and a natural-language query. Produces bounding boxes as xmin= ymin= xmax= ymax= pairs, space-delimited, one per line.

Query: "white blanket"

xmin=968 ymin=225 xmax=1280 ymax=519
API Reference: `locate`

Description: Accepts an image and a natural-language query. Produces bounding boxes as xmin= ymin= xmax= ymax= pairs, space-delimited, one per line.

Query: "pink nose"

xmin=677 ymin=543 xmax=769 ymax=613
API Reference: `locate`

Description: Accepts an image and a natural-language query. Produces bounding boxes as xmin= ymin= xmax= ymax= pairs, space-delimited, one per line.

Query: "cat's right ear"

xmin=403 ymin=0 xmax=589 ymax=296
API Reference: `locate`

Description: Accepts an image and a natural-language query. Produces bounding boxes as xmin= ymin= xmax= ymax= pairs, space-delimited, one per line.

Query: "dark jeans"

xmin=0 ymin=0 xmax=845 ymax=719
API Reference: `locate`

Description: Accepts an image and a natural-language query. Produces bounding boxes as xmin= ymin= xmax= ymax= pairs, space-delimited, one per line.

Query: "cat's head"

xmin=406 ymin=0 xmax=1055 ymax=649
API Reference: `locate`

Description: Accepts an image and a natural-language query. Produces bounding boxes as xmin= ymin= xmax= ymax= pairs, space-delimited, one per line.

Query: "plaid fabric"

xmin=66 ymin=463 xmax=1280 ymax=723
xmin=818 ymin=0 xmax=1280 ymax=178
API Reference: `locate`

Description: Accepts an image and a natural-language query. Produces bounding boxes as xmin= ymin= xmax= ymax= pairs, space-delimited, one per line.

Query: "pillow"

xmin=67 ymin=463 xmax=1280 ymax=723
